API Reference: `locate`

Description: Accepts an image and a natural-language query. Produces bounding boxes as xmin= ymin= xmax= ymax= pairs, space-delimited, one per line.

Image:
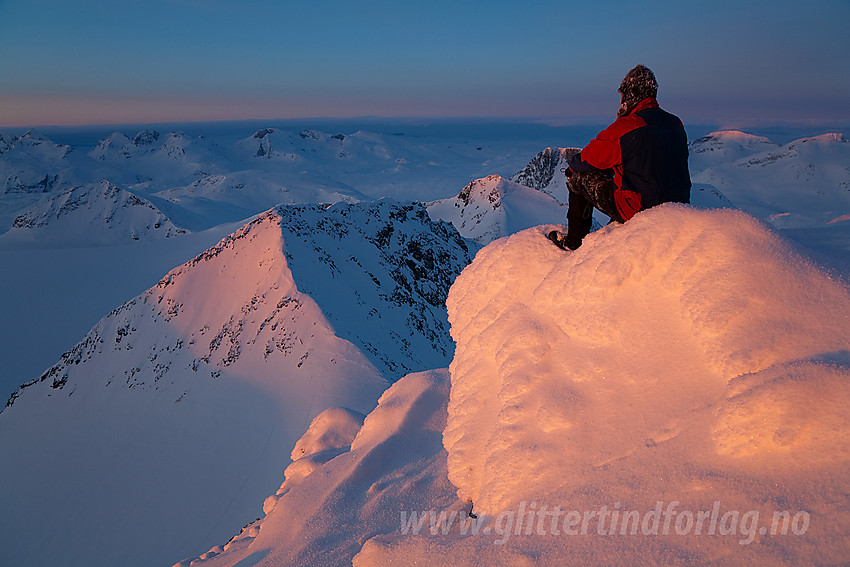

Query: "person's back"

xmin=618 ymin=100 xmax=691 ymax=211
xmin=549 ymin=65 xmax=691 ymax=250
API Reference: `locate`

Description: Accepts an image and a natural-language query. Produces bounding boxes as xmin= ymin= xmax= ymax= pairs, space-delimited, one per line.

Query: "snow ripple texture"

xmin=444 ymin=204 xmax=850 ymax=522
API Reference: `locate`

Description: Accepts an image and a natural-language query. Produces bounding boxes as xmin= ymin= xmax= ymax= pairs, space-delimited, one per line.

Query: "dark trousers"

xmin=566 ymin=171 xmax=624 ymax=241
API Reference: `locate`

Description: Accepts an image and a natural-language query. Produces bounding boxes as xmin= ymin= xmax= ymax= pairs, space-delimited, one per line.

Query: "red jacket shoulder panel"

xmin=578 ymin=114 xmax=646 ymax=171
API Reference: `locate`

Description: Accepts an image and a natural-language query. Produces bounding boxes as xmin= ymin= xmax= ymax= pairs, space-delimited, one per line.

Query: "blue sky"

xmin=0 ymin=0 xmax=848 ymax=127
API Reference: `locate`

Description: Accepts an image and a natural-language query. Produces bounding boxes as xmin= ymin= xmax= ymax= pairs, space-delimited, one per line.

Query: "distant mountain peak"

xmin=132 ymin=129 xmax=160 ymax=146
xmin=427 ymin=175 xmax=565 ymax=244
xmin=3 ymin=179 xmax=186 ymax=244
xmin=511 ymin=147 xmax=579 ymax=200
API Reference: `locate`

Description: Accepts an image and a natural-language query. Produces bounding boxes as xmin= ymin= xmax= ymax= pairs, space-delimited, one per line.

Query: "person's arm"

xmin=567 ymin=117 xmax=634 ymax=174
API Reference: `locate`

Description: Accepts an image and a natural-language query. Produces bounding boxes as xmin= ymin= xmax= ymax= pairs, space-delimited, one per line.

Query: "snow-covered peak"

xmin=132 ymin=129 xmax=160 ymax=146
xmin=182 ymin=205 xmax=850 ymax=567
xmin=88 ymin=131 xmax=133 ymax=160
xmin=233 ymin=127 xmax=379 ymax=162
xmin=88 ymin=129 xmax=190 ymax=161
xmin=799 ymin=132 xmax=847 ymax=143
xmin=426 ymin=174 xmax=566 ymax=244
xmin=688 ymin=130 xmax=779 ymax=172
xmin=1 ymin=180 xmax=186 ymax=245
xmin=234 ymin=128 xmax=301 ymax=160
xmin=0 ymin=131 xmax=72 ymax=160
xmin=692 ymin=130 xmax=850 ymax=227
xmin=0 ymin=199 xmax=475 ymax=566
xmin=510 ymin=146 xmax=579 ymax=202
xmin=690 ymin=129 xmax=776 ymax=149
xmin=740 ymin=132 xmax=848 ymax=165
xmin=0 ymin=132 xmax=77 ymax=194
xmin=273 ymin=200 xmax=475 ymax=378
xmin=1 ymin=131 xmax=73 ymax=159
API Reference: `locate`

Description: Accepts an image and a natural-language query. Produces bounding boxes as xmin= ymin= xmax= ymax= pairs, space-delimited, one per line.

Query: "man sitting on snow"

xmin=549 ymin=65 xmax=691 ymax=250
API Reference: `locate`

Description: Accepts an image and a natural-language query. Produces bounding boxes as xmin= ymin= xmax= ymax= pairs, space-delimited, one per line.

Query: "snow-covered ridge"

xmin=426 ymin=174 xmax=565 ymax=244
xmin=1 ymin=180 xmax=186 ymax=245
xmin=0 ymin=199 xmax=476 ymax=567
xmin=691 ymin=131 xmax=850 ymax=228
xmin=2 ymin=122 xmax=850 ymax=566
xmin=182 ymin=205 xmax=850 ymax=566
xmin=689 ymin=130 xmax=778 ymax=155
xmin=0 ymin=131 xmax=77 ymax=194
xmin=510 ymin=146 xmax=579 ymax=202
xmin=0 ymin=130 xmax=73 ymax=159
xmin=88 ymin=129 xmax=191 ymax=161
xmin=273 ymin=199 xmax=475 ymax=378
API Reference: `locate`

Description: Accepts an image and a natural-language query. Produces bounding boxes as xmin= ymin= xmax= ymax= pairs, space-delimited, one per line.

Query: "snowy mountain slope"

xmin=0 ymin=220 xmax=248 ymax=404
xmin=0 ymin=131 xmax=78 ymax=194
xmin=0 ymin=180 xmax=187 ymax=245
xmin=688 ymin=130 xmax=779 ymax=172
xmin=0 ymin=199 xmax=473 ymax=567
xmin=233 ymin=128 xmax=303 ymax=161
xmin=179 ymin=205 xmax=850 ymax=566
xmin=89 ymin=129 xmax=200 ymax=165
xmin=0 ymin=209 xmax=389 ymax=567
xmin=1 ymin=122 xmax=578 ymax=235
xmin=691 ymin=133 xmax=850 ymax=228
xmin=272 ymin=200 xmax=476 ymax=379
xmin=151 ymin=170 xmax=371 ymax=231
xmin=510 ymin=146 xmax=579 ymax=202
xmin=426 ymin=175 xmax=566 ymax=244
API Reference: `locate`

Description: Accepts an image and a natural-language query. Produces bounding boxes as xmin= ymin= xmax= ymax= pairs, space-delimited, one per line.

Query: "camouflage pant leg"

xmin=567 ymin=170 xmax=624 ymax=223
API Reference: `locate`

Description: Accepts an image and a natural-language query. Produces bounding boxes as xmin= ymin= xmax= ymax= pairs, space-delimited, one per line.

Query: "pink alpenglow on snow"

xmin=439 ymin=204 xmax=850 ymax=563
xmin=185 ymin=205 xmax=849 ymax=566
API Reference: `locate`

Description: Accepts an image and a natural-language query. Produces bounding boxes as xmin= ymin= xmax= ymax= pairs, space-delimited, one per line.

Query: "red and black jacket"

xmin=567 ymin=97 xmax=691 ymax=221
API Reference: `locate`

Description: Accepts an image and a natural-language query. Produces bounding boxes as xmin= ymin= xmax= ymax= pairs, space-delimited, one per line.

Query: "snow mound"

xmin=427 ymin=174 xmax=566 ymax=244
xmin=178 ymin=205 xmax=850 ymax=566
xmin=436 ymin=204 xmax=850 ymax=562
xmin=263 ymin=407 xmax=366 ymax=514
xmin=2 ymin=180 xmax=187 ymax=245
xmin=180 ymin=369 xmax=455 ymax=567
xmin=291 ymin=406 xmax=365 ymax=460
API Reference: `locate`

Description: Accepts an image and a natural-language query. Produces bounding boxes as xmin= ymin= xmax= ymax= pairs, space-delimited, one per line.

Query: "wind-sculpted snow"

xmin=177 ymin=369 xmax=455 ymax=567
xmin=436 ymin=204 xmax=850 ymax=563
xmin=177 ymin=205 xmax=850 ymax=567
